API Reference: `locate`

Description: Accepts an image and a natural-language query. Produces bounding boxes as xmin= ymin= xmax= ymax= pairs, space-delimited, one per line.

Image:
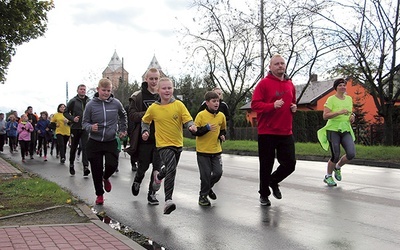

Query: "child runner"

xmin=141 ymin=77 xmax=197 ymax=214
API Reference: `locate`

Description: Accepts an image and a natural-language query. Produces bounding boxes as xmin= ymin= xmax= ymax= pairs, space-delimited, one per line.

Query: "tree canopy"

xmin=0 ymin=0 xmax=54 ymax=84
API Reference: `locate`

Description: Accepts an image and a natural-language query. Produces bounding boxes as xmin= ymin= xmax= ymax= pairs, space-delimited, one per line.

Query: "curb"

xmin=76 ymin=199 xmax=146 ymax=249
xmin=0 ymin=155 xmax=145 ymax=250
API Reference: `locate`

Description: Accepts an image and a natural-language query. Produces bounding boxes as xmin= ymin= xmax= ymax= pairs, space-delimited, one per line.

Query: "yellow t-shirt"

xmin=142 ymin=100 xmax=193 ymax=148
xmin=194 ymin=110 xmax=226 ymax=154
xmin=51 ymin=112 xmax=70 ymax=136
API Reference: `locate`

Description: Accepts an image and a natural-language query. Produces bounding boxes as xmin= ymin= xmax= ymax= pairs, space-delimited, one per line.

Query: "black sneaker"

xmin=208 ymin=189 xmax=217 ymax=200
xmin=69 ymin=164 xmax=75 ymax=175
xmin=147 ymin=192 xmax=159 ymax=205
xmin=61 ymin=158 xmax=65 ymax=164
xmin=83 ymin=166 xmax=90 ymax=177
xmin=198 ymin=195 xmax=211 ymax=206
xmin=260 ymin=196 xmax=271 ymax=206
xmin=270 ymin=183 xmax=282 ymax=199
xmin=131 ymin=182 xmax=140 ymax=196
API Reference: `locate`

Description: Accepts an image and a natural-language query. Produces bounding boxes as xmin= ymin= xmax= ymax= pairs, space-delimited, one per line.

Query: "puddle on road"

xmin=92 ymin=207 xmax=166 ymax=250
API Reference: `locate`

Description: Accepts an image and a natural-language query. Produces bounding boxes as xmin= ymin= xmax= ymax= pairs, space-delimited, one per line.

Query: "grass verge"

xmin=0 ymin=173 xmax=76 ymax=217
xmin=183 ymin=138 xmax=400 ymax=162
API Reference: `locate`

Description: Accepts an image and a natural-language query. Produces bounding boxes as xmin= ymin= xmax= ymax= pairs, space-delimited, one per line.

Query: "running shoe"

xmin=164 ymin=200 xmax=176 ymax=214
xmin=270 ymin=183 xmax=282 ymax=199
xmin=324 ymin=175 xmax=337 ymax=186
xmin=131 ymin=182 xmax=140 ymax=196
xmin=198 ymin=195 xmax=211 ymax=206
xmin=260 ymin=196 xmax=271 ymax=206
xmin=147 ymin=193 xmax=159 ymax=205
xmin=96 ymin=195 xmax=104 ymax=205
xmin=208 ymin=189 xmax=217 ymax=200
xmin=103 ymin=179 xmax=112 ymax=192
xmin=333 ymin=167 xmax=342 ymax=181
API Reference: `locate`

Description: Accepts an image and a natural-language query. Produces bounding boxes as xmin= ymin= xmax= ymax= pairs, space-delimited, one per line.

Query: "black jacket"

xmin=64 ymin=95 xmax=90 ymax=130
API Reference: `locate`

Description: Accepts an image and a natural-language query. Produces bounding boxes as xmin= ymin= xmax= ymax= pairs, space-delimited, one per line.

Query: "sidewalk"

xmin=0 ymin=156 xmax=144 ymax=250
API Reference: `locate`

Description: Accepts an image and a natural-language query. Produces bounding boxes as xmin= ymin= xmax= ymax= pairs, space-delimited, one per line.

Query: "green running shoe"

xmin=333 ymin=168 xmax=342 ymax=181
xmin=324 ymin=175 xmax=337 ymax=186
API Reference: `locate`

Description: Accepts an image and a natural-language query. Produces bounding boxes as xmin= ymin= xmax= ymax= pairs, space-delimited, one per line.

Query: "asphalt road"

xmin=3 ymin=149 xmax=400 ymax=250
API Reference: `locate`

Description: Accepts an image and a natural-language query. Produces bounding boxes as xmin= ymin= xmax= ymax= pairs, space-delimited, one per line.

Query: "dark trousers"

xmin=19 ymin=140 xmax=30 ymax=159
xmin=69 ymin=129 xmax=88 ymax=166
xmin=0 ymin=134 xmax=5 ymax=151
xmin=37 ymin=136 xmax=48 ymax=156
xmin=157 ymin=147 xmax=182 ymax=201
xmin=56 ymin=134 xmax=70 ymax=160
xmin=8 ymin=136 xmax=17 ymax=152
xmin=51 ymin=137 xmax=58 ymax=156
xmin=258 ymin=134 xmax=296 ymax=198
xmin=197 ymin=154 xmax=223 ymax=196
xmin=134 ymin=143 xmax=162 ymax=193
xmin=28 ymin=131 xmax=36 ymax=156
xmin=86 ymin=138 xmax=119 ymax=196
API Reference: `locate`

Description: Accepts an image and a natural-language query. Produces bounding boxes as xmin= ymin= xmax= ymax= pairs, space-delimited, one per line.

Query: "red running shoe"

xmin=103 ymin=179 xmax=112 ymax=192
xmin=96 ymin=195 xmax=104 ymax=205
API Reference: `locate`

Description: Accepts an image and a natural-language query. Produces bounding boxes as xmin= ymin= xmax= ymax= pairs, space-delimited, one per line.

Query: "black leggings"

xmin=327 ymin=131 xmax=356 ymax=163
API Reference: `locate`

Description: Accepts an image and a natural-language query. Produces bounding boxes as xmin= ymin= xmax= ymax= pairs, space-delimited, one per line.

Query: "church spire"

xmin=107 ymin=50 xmax=122 ymax=71
xmin=147 ymin=54 xmax=162 ymax=70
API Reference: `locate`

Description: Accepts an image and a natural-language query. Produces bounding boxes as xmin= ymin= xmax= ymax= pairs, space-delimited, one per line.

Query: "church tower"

xmin=141 ymin=55 xmax=166 ymax=81
xmin=102 ymin=50 xmax=129 ymax=89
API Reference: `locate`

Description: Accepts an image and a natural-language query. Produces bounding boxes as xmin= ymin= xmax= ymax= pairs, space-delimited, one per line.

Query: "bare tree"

xmin=306 ymin=0 xmax=400 ymax=145
xmin=181 ymin=1 xmax=345 ymax=134
xmin=254 ymin=0 xmax=345 ymax=103
xmin=181 ymin=0 xmax=261 ymax=138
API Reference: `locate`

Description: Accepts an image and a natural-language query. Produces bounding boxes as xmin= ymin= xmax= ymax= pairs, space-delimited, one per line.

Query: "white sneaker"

xmin=164 ymin=199 xmax=176 ymax=214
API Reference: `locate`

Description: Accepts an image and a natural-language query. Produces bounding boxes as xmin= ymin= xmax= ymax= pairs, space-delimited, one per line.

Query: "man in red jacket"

xmin=251 ymin=54 xmax=297 ymax=206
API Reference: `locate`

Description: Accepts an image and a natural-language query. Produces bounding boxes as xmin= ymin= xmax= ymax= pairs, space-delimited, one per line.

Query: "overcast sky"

xmin=0 ymin=0 xmax=195 ymax=116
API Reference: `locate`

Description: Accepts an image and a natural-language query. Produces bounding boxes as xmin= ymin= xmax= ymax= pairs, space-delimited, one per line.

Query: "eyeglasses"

xmin=149 ymin=77 xmax=159 ymax=81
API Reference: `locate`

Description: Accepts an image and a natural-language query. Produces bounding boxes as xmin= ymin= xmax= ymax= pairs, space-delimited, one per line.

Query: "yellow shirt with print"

xmin=142 ymin=100 xmax=193 ymax=148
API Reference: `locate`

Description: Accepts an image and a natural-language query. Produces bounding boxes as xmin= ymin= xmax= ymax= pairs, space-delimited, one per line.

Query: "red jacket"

xmin=251 ymin=72 xmax=296 ymax=135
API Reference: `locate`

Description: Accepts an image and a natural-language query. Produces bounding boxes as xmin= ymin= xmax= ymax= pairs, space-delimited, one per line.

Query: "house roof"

xmin=239 ymin=102 xmax=251 ymax=110
xmin=240 ymin=78 xmax=336 ymax=110
xmin=296 ymin=79 xmax=334 ymax=105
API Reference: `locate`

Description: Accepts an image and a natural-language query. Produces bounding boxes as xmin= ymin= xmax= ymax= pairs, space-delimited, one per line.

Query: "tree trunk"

xmin=228 ymin=116 xmax=235 ymax=140
xmin=384 ymin=105 xmax=394 ymax=146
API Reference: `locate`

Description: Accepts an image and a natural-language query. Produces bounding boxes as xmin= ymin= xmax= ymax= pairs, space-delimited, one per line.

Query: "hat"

xmin=333 ymin=78 xmax=345 ymax=90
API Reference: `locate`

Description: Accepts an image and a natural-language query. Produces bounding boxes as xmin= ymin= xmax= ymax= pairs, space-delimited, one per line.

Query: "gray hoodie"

xmin=82 ymin=93 xmax=127 ymax=142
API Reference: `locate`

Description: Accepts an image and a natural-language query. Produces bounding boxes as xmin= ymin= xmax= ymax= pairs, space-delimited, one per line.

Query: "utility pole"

xmin=66 ymin=81 xmax=69 ymax=104
xmin=121 ymin=57 xmax=124 ymax=105
xmin=260 ymin=0 xmax=265 ymax=78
